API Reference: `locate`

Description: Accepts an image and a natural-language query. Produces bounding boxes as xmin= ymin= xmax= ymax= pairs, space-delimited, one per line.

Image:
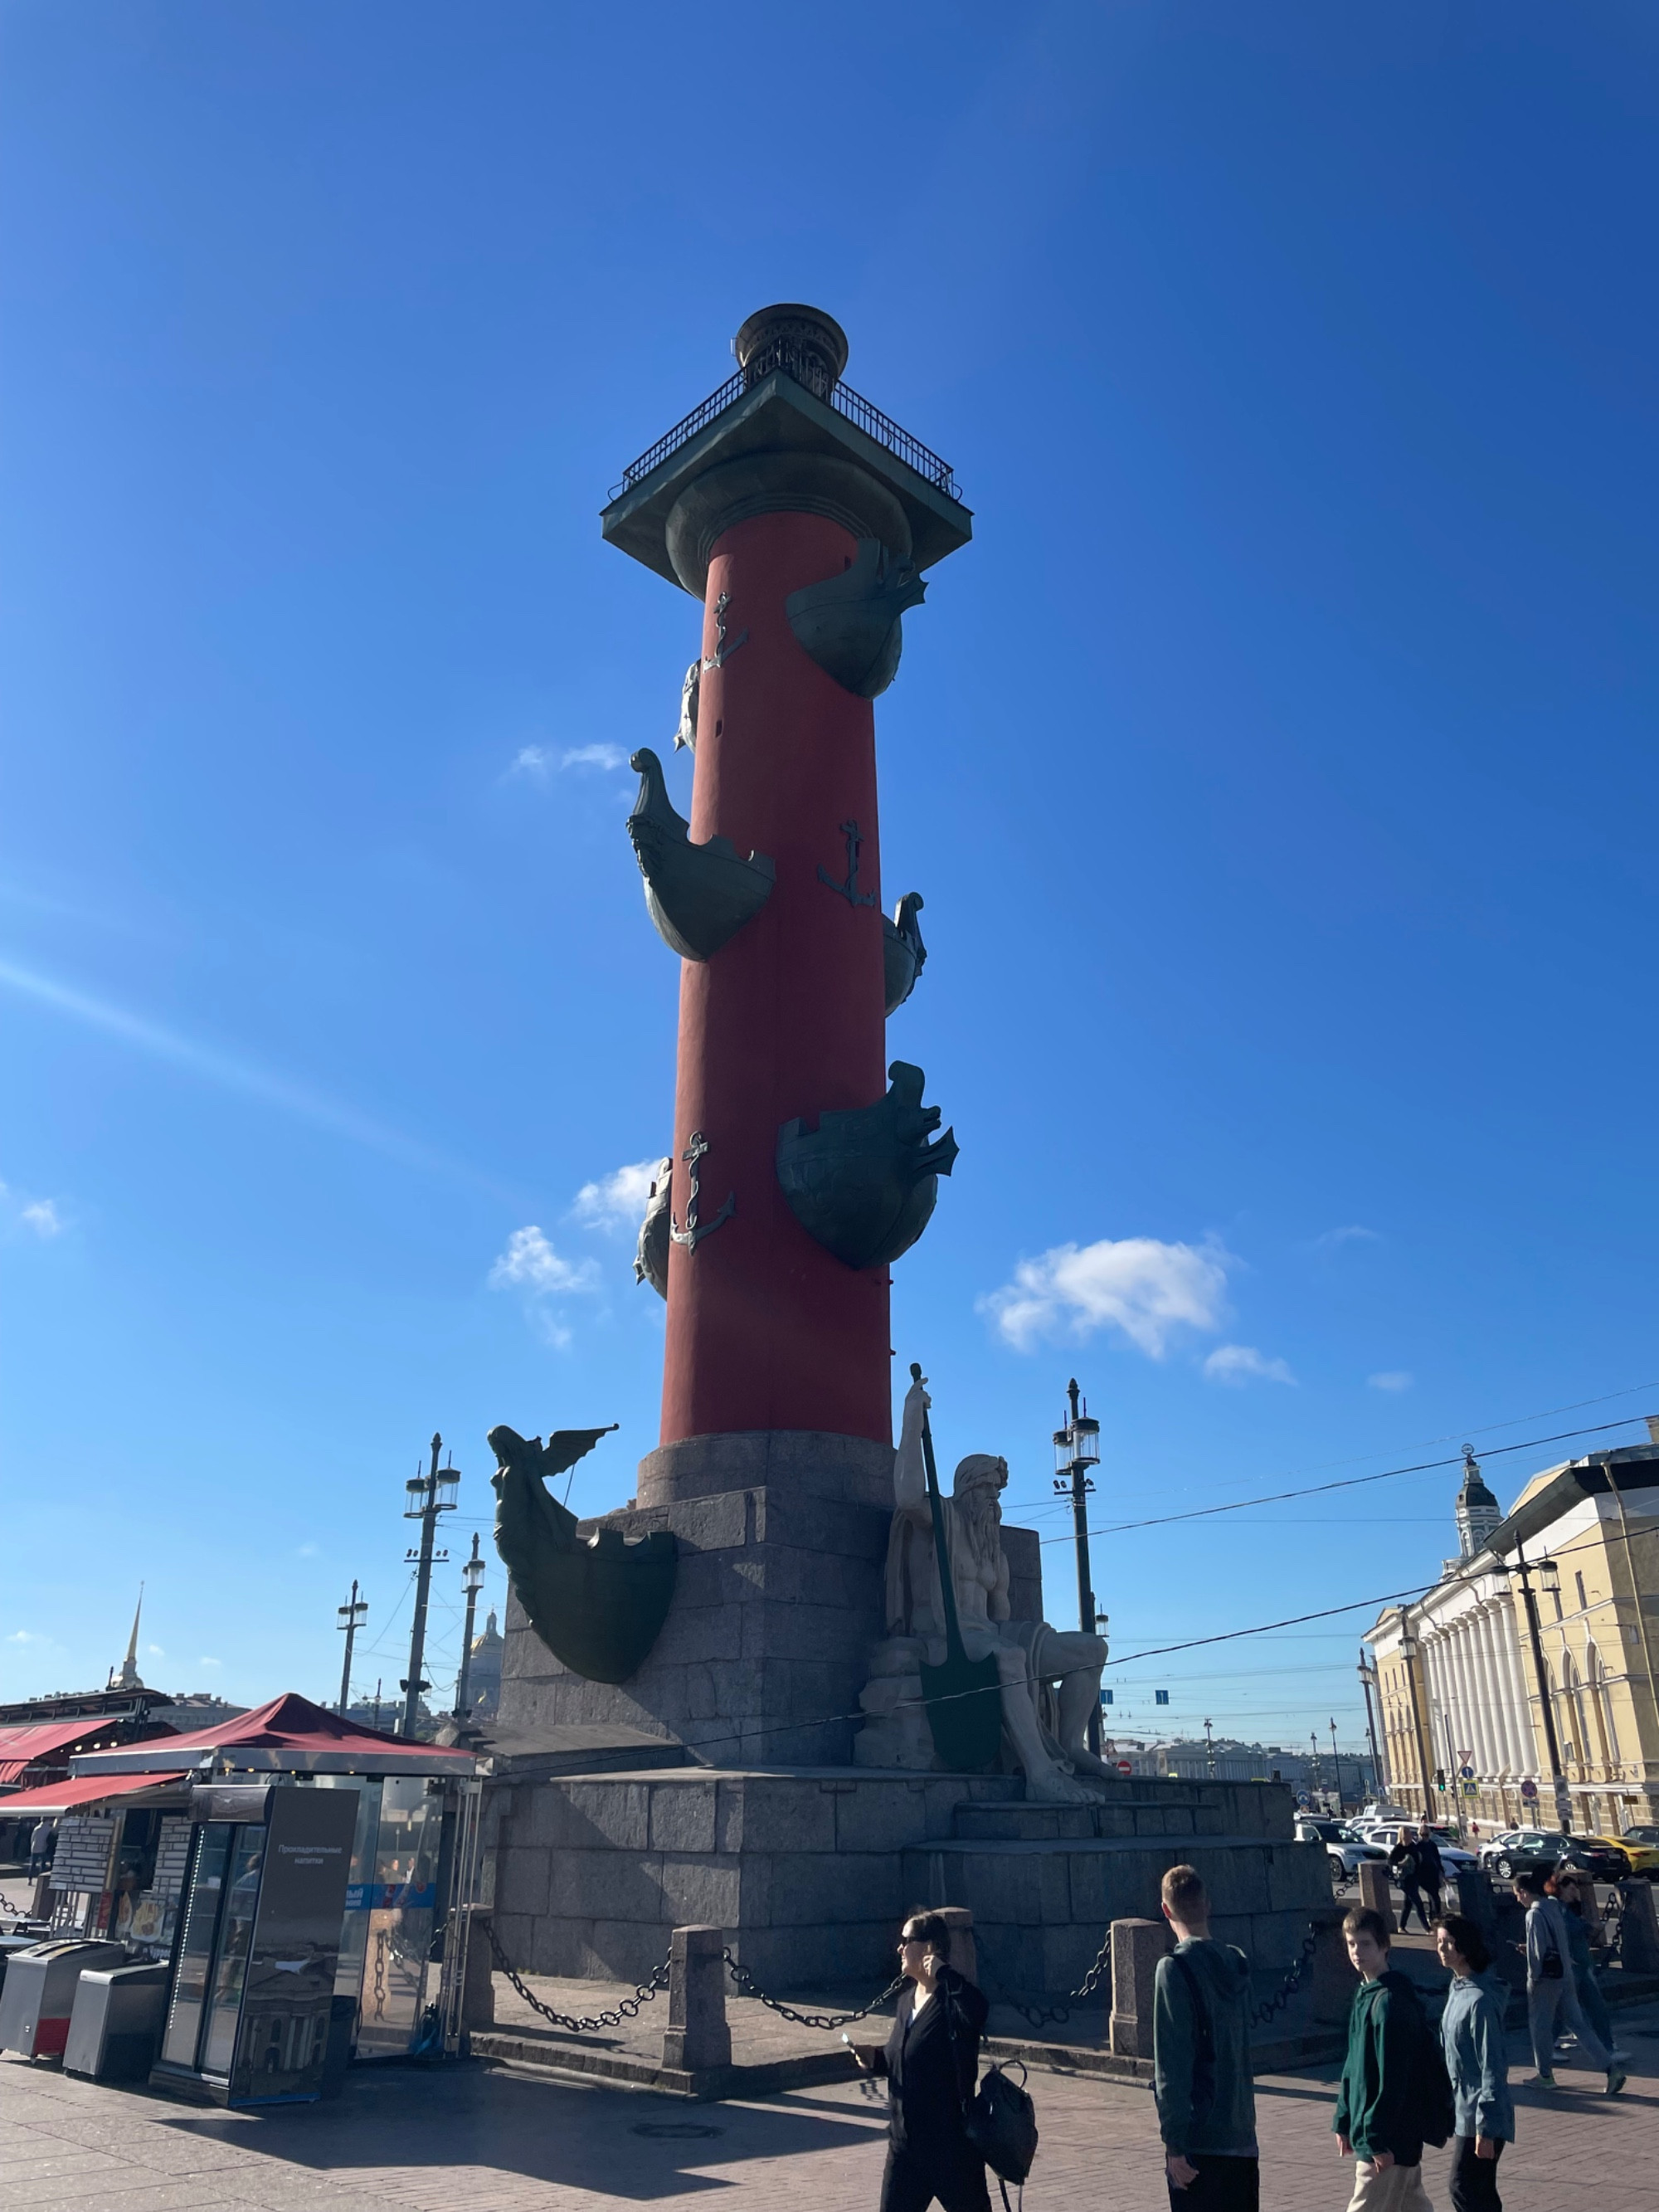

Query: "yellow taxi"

xmin=1579 ymin=1830 xmax=1659 ymax=1878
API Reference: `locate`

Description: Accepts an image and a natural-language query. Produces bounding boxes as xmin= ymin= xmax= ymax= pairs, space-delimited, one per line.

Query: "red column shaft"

xmin=660 ymin=510 xmax=891 ymax=1447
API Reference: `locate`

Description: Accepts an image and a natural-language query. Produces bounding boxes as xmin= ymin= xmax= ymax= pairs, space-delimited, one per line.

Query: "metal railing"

xmin=615 ymin=356 xmax=961 ymax=501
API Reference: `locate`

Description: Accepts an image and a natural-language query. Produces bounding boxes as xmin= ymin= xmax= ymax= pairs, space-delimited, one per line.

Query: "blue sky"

xmin=5 ymin=4 xmax=1657 ymax=1753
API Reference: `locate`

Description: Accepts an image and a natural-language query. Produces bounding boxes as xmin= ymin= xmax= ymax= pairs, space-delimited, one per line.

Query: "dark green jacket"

xmin=1332 ymin=1970 xmax=1428 ymax=2166
xmin=1152 ymin=1939 xmax=1258 ymax=2158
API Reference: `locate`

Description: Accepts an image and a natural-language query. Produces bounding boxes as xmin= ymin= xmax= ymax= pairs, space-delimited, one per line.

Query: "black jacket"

xmin=878 ymin=1967 xmax=989 ymax=2149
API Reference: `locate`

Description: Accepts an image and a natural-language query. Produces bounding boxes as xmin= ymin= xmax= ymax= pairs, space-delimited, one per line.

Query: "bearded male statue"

xmin=863 ymin=1372 xmax=1112 ymax=1804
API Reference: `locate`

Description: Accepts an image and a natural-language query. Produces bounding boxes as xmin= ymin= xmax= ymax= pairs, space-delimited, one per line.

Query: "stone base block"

xmin=484 ymin=1765 xmax=1328 ymax=1995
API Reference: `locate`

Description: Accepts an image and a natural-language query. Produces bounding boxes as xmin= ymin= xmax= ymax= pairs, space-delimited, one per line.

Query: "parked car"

xmin=1477 ymin=1829 xmax=1627 ymax=1882
xmin=1296 ymin=1819 xmax=1389 ymax=1887
xmin=1579 ymin=1831 xmax=1659 ymax=1879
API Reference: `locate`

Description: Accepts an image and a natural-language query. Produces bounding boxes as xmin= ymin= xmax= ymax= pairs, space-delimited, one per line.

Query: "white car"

xmin=1296 ymin=1819 xmax=1389 ymax=1885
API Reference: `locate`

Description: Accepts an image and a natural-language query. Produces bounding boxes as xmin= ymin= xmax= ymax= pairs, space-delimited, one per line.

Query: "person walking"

xmin=1545 ymin=1871 xmax=1625 ymax=2068
xmin=27 ymin=1816 xmax=55 ymax=1880
xmin=1390 ymin=1830 xmax=1431 ymax=1935
xmin=1333 ymin=1906 xmax=1447 ymax=2211
xmin=1511 ymin=1869 xmax=1623 ymax=2094
xmin=1414 ymin=1830 xmax=1445 ymax=1922
xmin=1433 ymin=1912 xmax=1513 ymax=2212
xmin=849 ymin=1910 xmax=991 ymax=2212
xmin=1152 ymin=1864 xmax=1259 ymax=2210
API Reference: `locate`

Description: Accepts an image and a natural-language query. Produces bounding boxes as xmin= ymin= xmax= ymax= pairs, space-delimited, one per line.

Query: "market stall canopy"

xmin=0 ymin=1715 xmax=176 ymax=1786
xmin=0 ymin=1770 xmax=191 ymax=1815
xmin=69 ymin=1692 xmax=479 ymax=1778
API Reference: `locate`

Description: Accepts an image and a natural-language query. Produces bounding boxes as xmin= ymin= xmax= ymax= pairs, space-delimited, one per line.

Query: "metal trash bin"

xmin=65 ymin=1961 xmax=170 ymax=2083
xmin=0 ymin=1939 xmax=125 ymax=2059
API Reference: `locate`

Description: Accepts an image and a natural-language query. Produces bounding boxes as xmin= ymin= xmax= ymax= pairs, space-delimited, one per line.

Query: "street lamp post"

xmin=336 ymin=1580 xmax=368 ymax=1715
xmin=1396 ymin=1631 xmax=1437 ymax=1824
xmin=1506 ymin=1544 xmax=1571 ymax=1833
xmin=1329 ymin=1717 xmax=1342 ymax=1814
xmin=401 ymin=1432 xmax=458 ymax=1739
xmin=1204 ymin=1717 xmax=1215 ymax=1779
xmin=1053 ymin=1378 xmax=1104 ymax=1752
xmin=454 ymin=1532 xmax=487 ymax=1723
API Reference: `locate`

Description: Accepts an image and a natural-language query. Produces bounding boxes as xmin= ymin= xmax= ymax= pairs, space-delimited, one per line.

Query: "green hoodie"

xmin=1152 ymin=1938 xmax=1258 ymax=2159
xmin=1333 ymin=1968 xmax=1430 ymax=2166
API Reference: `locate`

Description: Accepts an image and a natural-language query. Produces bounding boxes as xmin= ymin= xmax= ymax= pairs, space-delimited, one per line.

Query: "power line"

xmin=1049 ymin=1414 xmax=1647 ymax=1547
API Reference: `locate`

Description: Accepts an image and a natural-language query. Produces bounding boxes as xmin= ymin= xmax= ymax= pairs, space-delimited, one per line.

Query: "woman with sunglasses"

xmin=849 ymin=1910 xmax=991 ymax=2212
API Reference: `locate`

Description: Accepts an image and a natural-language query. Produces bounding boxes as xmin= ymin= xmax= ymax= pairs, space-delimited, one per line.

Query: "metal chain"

xmin=993 ymin=1924 xmax=1114 ymax=2034
xmin=1249 ymin=1922 xmax=1320 ymax=2028
xmin=486 ymin=1921 xmax=671 ymax=2034
xmin=722 ymin=1949 xmax=903 ymax=2029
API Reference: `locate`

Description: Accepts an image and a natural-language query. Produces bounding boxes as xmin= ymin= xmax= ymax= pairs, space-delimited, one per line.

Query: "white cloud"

xmin=1312 ymin=1225 xmax=1382 ymax=1252
xmin=980 ymin=1235 xmax=1229 ymax=1356
xmin=198 ymin=1656 xmax=221 ymax=1670
xmin=20 ymin=1198 xmax=61 ymax=1236
xmin=489 ymin=1225 xmax=601 ymax=1295
xmin=573 ymin=1158 xmax=659 ymax=1235
xmin=5 ymin=1629 xmax=43 ymax=1644
xmin=509 ymin=743 xmax=627 ymax=778
xmin=1368 ymin=1370 xmax=1414 ymax=1392
xmin=1204 ymin=1343 xmax=1296 ymax=1386
xmin=295 ymin=1542 xmax=319 ymax=1558
xmin=145 ymin=1643 xmax=165 ymax=1657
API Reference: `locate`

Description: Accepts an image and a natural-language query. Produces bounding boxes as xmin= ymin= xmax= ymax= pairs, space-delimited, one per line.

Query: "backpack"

xmin=1171 ymin=1953 xmax=1218 ymax=2127
xmin=1391 ymin=1978 xmax=1456 ymax=2150
xmin=942 ymin=1990 xmax=1039 ymax=2211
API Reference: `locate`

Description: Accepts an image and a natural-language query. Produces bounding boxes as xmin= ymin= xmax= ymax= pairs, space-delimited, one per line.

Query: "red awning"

xmin=71 ymin=1692 xmax=476 ymax=1778
xmin=0 ymin=1771 xmax=190 ymax=1815
xmin=0 ymin=1717 xmax=158 ymax=1774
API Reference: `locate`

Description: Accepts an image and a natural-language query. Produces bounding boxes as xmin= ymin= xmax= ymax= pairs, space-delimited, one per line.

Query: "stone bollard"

xmin=1109 ymin=1917 xmax=1170 ymax=2059
xmin=663 ymin=1924 xmax=732 ymax=2074
xmin=1356 ymin=1861 xmax=1395 ymax=1934
xmin=460 ymin=1905 xmax=496 ymax=2031
xmin=1309 ymin=1905 xmax=1358 ymax=2024
xmin=937 ymin=1905 xmax=978 ymax=1985
xmin=1617 ymin=1878 xmax=1659 ymax=1974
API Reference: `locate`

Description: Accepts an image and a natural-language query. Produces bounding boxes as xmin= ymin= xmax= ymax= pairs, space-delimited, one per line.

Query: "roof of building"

xmin=68 ymin=1690 xmax=477 ymax=1778
xmin=0 ymin=1770 xmax=191 ymax=1815
xmin=0 ymin=1716 xmax=175 ymax=1786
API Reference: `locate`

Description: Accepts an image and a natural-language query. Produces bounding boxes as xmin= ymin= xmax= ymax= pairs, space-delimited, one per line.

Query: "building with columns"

xmin=1368 ymin=1437 xmax=1659 ymax=1837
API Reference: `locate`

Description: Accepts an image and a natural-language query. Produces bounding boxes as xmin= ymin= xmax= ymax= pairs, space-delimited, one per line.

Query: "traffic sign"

xmin=1461 ymin=1782 xmax=1477 ymax=1798
xmin=1116 ymin=1760 xmax=1132 ymax=1776
xmin=1459 ymin=1764 xmax=1475 ymax=1781
xmin=1520 ymin=1779 xmax=1538 ymax=1800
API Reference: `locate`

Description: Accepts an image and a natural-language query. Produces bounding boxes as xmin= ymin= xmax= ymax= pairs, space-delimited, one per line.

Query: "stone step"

xmin=952 ymin=1802 xmax=1236 ymax=1843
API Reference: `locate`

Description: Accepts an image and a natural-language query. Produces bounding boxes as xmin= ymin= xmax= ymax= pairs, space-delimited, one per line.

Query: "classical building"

xmin=1368 ymin=1436 xmax=1659 ymax=1836
xmin=465 ymin=1610 xmax=503 ymax=1721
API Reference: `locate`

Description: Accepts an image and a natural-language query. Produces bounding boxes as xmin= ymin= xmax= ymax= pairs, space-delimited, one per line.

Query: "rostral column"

xmin=607 ymin=306 xmax=971 ymax=1485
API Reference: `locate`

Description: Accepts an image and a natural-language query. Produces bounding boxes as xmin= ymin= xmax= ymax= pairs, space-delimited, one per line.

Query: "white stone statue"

xmin=855 ymin=1374 xmax=1112 ymax=1803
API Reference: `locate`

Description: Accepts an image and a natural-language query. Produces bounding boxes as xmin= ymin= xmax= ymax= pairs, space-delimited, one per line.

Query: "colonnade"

xmin=1420 ymin=1592 xmax=1535 ymax=1787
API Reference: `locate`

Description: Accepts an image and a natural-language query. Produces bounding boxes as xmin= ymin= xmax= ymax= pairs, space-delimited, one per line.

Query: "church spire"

xmin=116 ymin=1584 xmax=145 ymax=1689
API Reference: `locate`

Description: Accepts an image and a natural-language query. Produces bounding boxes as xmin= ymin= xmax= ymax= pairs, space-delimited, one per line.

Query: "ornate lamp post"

xmin=1500 ymin=1545 xmax=1570 ymax=1831
xmin=453 ymin=1532 xmax=487 ymax=1723
xmin=1053 ymin=1380 xmax=1104 ymax=1752
xmin=336 ymin=1580 xmax=367 ymax=1716
xmin=1397 ymin=1630 xmax=1437 ymax=1822
xmin=400 ymin=1434 xmax=458 ymax=1739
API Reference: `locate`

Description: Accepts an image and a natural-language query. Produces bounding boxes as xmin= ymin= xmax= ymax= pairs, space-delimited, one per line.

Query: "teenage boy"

xmin=1333 ymin=1907 xmax=1444 ymax=2211
xmin=1511 ymin=1869 xmax=1623 ymax=2094
xmin=1152 ymin=1864 xmax=1259 ymax=2210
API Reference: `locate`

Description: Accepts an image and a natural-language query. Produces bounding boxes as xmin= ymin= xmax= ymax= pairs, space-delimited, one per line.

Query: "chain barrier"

xmin=1249 ymin=1922 xmax=1320 ymax=2029
xmin=722 ymin=1950 xmax=903 ymax=2029
xmin=486 ymin=1920 xmax=672 ymax=2034
xmin=991 ymin=1925 xmax=1114 ymax=2034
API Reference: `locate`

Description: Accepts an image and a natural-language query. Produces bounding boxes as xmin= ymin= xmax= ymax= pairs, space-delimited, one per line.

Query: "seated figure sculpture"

xmin=856 ymin=1373 xmax=1112 ymax=1803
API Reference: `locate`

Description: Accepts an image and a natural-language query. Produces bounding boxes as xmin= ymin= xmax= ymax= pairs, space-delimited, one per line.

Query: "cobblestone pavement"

xmin=2 ymin=2006 xmax=1655 ymax=2212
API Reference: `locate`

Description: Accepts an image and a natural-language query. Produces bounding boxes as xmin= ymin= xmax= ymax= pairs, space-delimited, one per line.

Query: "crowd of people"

xmin=854 ymin=1855 xmax=1631 ymax=2212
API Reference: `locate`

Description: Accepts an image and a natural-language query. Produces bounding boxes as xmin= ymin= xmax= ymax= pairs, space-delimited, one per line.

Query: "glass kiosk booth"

xmin=153 ymin=1782 xmax=357 ymax=2105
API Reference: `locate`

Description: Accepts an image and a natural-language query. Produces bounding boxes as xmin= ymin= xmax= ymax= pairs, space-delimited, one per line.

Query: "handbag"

xmin=942 ymin=1985 xmax=1039 ymax=2211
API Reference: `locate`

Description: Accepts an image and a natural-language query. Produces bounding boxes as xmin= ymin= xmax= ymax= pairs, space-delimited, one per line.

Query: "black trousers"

xmin=879 ymin=2141 xmax=992 ymax=2212
xmin=1166 ymin=2154 xmax=1260 ymax=2212
xmin=1399 ymin=1883 xmax=1432 ymax=1932
xmin=1448 ymin=2135 xmax=1504 ymax=2212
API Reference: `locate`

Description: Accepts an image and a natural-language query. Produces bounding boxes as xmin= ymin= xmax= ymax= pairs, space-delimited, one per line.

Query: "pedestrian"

xmin=1510 ymin=1869 xmax=1624 ymax=2094
xmin=1390 ymin=1830 xmax=1431 ymax=1934
xmin=1547 ymin=1870 xmax=1624 ymax=2067
xmin=849 ymin=1909 xmax=990 ymax=2212
xmin=27 ymin=1817 xmax=55 ymax=1880
xmin=1433 ymin=1912 xmax=1513 ymax=2212
xmin=1152 ymin=1864 xmax=1259 ymax=2210
xmin=1333 ymin=1905 xmax=1449 ymax=2210
xmin=1415 ymin=1830 xmax=1445 ymax=1922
